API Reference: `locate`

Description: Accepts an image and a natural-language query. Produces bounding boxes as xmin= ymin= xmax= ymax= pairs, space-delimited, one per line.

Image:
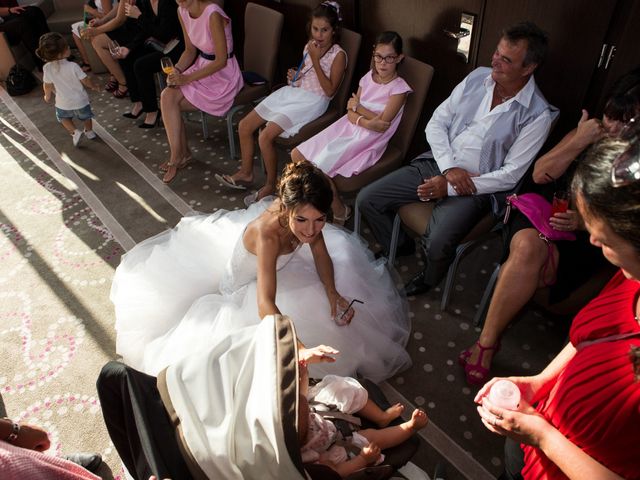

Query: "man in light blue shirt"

xmin=357 ymin=21 xmax=558 ymax=296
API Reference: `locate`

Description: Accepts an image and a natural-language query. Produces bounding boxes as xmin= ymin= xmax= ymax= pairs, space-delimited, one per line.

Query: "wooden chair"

xmin=200 ymin=2 xmax=284 ymax=159
xmin=333 ymin=56 xmax=434 ymax=194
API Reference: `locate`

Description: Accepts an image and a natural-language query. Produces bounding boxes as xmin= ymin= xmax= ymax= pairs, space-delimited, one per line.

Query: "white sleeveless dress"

xmin=111 ymin=199 xmax=412 ymax=381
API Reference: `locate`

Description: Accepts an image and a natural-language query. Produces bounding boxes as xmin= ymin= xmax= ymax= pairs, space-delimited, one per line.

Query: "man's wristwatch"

xmin=3 ymin=418 xmax=20 ymax=442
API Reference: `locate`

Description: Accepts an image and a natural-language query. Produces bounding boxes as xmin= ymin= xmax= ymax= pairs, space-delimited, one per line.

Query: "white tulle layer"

xmin=111 ymin=200 xmax=412 ymax=382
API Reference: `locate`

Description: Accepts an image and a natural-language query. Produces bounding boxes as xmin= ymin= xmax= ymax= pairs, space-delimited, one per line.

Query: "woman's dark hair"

xmin=603 ymin=68 xmax=640 ymax=122
xmin=306 ymin=1 xmax=342 ymax=43
xmin=571 ymin=137 xmax=640 ymax=254
xmin=278 ymin=161 xmax=333 ymax=221
xmin=373 ymin=31 xmax=403 ymax=55
xmin=36 ymin=32 xmax=68 ymax=63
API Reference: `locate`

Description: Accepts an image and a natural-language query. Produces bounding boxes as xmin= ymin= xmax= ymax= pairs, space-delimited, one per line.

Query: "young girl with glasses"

xmin=215 ymin=1 xmax=347 ymax=205
xmin=291 ymin=31 xmax=412 ymax=222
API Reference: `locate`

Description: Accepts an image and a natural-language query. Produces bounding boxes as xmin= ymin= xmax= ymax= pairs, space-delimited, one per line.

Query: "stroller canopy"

xmin=160 ymin=315 xmax=306 ymax=479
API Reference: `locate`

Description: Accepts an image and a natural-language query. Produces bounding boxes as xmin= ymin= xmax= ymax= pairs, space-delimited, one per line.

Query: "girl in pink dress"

xmin=160 ymin=0 xmax=243 ymax=183
xmin=215 ymin=1 xmax=347 ymax=204
xmin=292 ymin=31 xmax=412 ymax=222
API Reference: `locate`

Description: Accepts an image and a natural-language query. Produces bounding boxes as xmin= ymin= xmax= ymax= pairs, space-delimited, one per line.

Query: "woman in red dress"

xmin=475 ymin=135 xmax=640 ymax=479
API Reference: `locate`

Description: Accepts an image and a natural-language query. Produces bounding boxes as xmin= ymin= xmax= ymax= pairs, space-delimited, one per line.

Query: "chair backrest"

xmin=388 ymin=57 xmax=434 ymax=158
xmin=243 ymin=3 xmax=284 ymax=84
xmin=329 ymin=27 xmax=362 ymax=113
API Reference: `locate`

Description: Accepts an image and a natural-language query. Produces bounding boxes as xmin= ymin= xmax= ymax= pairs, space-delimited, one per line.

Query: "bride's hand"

xmin=299 ymin=345 xmax=339 ymax=364
xmin=330 ymin=294 xmax=354 ymax=325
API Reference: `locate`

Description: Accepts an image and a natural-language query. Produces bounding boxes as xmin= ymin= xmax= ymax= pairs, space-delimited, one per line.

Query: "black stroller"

xmin=97 ymin=315 xmax=419 ymax=479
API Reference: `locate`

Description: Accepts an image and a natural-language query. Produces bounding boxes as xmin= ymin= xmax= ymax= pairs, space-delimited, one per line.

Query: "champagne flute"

xmin=160 ymin=56 xmax=174 ymax=75
xmin=108 ymin=40 xmax=120 ymax=57
xmin=161 ymin=57 xmax=176 ymax=87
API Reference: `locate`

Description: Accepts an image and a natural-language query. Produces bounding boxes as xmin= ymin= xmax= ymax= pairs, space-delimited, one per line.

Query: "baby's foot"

xmin=376 ymin=403 xmax=405 ymax=427
xmin=407 ymin=409 xmax=428 ymax=432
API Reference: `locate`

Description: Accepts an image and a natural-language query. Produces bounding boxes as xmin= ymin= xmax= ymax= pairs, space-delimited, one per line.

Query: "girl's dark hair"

xmin=278 ymin=161 xmax=333 ymax=221
xmin=36 ymin=32 xmax=68 ymax=63
xmin=603 ymin=68 xmax=640 ymax=122
xmin=571 ymin=137 xmax=640 ymax=254
xmin=374 ymin=31 xmax=403 ymax=55
xmin=306 ymin=1 xmax=341 ymax=43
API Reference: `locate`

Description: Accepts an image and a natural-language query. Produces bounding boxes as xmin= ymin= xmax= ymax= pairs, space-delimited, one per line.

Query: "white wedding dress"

xmin=111 ymin=199 xmax=412 ymax=382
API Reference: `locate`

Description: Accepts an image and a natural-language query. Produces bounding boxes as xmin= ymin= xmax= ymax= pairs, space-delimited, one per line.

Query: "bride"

xmin=111 ymin=161 xmax=411 ymax=381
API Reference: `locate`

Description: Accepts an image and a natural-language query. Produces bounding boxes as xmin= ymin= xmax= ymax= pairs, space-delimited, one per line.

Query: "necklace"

xmin=494 ymin=84 xmax=515 ymax=103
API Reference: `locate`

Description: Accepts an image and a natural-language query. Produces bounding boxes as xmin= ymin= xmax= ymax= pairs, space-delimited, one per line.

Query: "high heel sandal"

xmin=160 ymin=154 xmax=191 ymax=172
xmin=462 ymin=341 xmax=500 ymax=386
xmin=138 ymin=110 xmax=161 ymax=129
xmin=113 ymin=84 xmax=128 ymax=98
xmin=122 ymin=108 xmax=143 ymax=119
xmin=104 ymin=78 xmax=118 ymax=92
xmin=161 ymin=157 xmax=192 ymax=183
xmin=333 ymin=205 xmax=352 ymax=225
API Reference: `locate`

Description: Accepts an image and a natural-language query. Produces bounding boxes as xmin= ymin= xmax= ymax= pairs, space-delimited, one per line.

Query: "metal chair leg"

xmin=226 ymin=105 xmax=243 ymax=159
xmin=354 ymin=203 xmax=361 ymax=236
xmin=388 ymin=214 xmax=401 ymax=266
xmin=473 ymin=264 xmax=501 ymax=327
xmin=200 ymin=111 xmax=209 ymax=139
xmin=441 ymin=240 xmax=475 ymax=311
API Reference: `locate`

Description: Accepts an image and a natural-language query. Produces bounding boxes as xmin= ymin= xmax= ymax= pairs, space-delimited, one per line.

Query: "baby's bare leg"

xmin=358 ymin=408 xmax=427 ymax=450
xmin=357 ymin=400 xmax=404 ymax=428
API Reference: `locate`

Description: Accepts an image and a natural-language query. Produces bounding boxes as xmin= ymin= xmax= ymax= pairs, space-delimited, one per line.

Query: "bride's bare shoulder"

xmin=244 ymin=209 xmax=281 ymax=252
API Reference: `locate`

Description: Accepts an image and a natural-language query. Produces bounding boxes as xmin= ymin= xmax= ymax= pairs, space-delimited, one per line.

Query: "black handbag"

xmin=6 ymin=64 xmax=37 ymax=96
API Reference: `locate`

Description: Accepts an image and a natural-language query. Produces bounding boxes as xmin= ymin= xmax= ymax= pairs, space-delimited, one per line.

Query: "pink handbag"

xmin=504 ymin=193 xmax=576 ymax=242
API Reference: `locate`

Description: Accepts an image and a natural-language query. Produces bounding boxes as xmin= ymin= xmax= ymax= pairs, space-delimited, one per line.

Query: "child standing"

xmin=292 ymin=31 xmax=412 ymax=222
xmin=36 ymin=32 xmax=100 ymax=147
xmin=215 ymin=1 xmax=347 ymax=205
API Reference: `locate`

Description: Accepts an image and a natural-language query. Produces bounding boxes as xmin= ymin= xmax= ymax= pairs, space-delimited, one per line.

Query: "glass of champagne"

xmin=161 ymin=57 xmax=175 ymax=87
xmin=161 ymin=57 xmax=174 ymax=75
xmin=108 ymin=40 xmax=120 ymax=57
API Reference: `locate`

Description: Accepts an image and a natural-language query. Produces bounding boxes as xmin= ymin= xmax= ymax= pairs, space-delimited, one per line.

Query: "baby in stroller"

xmin=97 ymin=316 xmax=423 ymax=480
xmin=298 ymin=348 xmax=428 ymax=478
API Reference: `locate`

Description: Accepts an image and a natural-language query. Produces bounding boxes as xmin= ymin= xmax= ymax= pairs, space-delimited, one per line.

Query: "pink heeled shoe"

xmin=460 ymin=341 xmax=500 ymax=386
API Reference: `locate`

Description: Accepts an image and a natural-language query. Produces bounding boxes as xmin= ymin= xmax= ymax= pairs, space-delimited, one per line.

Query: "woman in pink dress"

xmin=292 ymin=31 xmax=412 ymax=222
xmin=159 ymin=0 xmax=243 ymax=183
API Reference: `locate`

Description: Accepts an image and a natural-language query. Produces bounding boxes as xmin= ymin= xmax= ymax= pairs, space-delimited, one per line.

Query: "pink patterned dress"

xmin=255 ymin=43 xmax=346 ymax=138
xmin=178 ymin=3 xmax=243 ymax=116
xmin=298 ymin=70 xmax=412 ymax=177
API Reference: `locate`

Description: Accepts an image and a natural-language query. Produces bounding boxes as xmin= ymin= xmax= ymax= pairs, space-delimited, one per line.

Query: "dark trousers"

xmin=96 ymin=361 xmax=193 ymax=480
xmin=356 ymin=155 xmax=491 ymax=286
xmin=499 ymin=438 xmax=524 ymax=480
xmin=119 ymin=43 xmax=183 ymax=112
xmin=0 ymin=7 xmax=49 ymax=68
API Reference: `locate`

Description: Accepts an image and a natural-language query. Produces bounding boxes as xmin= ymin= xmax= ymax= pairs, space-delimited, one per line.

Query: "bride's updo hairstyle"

xmin=278 ymin=161 xmax=333 ymax=222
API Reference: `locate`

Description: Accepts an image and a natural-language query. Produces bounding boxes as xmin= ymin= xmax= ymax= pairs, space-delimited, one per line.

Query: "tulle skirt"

xmin=111 ymin=200 xmax=412 ymax=382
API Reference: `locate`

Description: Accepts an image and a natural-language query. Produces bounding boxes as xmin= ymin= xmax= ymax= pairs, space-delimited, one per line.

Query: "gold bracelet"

xmin=356 ymin=115 xmax=364 ymax=127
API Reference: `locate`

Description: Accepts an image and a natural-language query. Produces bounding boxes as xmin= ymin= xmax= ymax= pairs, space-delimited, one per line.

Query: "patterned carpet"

xmin=0 ymin=75 xmax=580 ymax=479
xmin=0 ymin=92 xmax=123 ymax=478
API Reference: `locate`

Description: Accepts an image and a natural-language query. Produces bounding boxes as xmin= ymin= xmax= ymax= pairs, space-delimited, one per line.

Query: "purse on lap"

xmin=503 ymin=193 xmax=576 ymax=242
